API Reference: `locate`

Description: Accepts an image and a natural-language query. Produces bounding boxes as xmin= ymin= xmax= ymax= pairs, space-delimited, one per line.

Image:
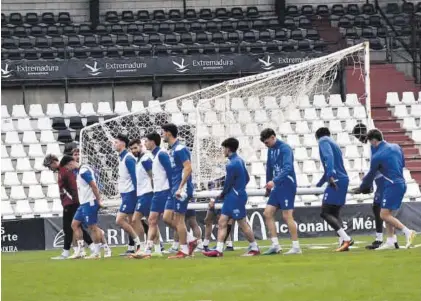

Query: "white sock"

xmin=62 ymin=249 xmax=70 ymax=257
xmin=172 ymin=241 xmax=180 ymax=249
xmin=376 ymin=232 xmax=383 ymax=242
xmin=292 ymin=240 xmax=300 ymax=249
xmin=89 ymin=243 xmax=95 ymax=252
xmin=73 ymin=247 xmax=78 ymax=253
xmin=226 ymin=240 xmax=233 ymax=247
xmin=249 ymin=241 xmax=258 ymax=251
xmin=94 ymin=243 xmax=101 ymax=254
xmin=402 ymin=227 xmax=412 ymax=237
xmin=271 ymin=237 xmax=279 ymax=247
xmin=128 ymin=245 xmax=135 ymax=251
xmin=216 ymin=242 xmax=224 ymax=253
xmin=203 ymin=239 xmax=210 ymax=247
xmin=78 ymin=240 xmax=84 ymax=248
xmin=386 ymin=236 xmax=395 ymax=245
xmin=181 ymin=244 xmax=189 ymax=255
xmin=337 ymin=228 xmax=351 ymax=242
xmin=143 ymin=240 xmax=153 ymax=254
xmin=102 ymin=244 xmax=111 ymax=252
xmin=392 ymin=235 xmax=398 ymax=243
xmin=154 ymin=244 xmax=161 ymax=253
xmin=187 ymin=232 xmax=196 ymax=243
xmin=133 ymin=236 xmax=141 ymax=246
xmin=339 ymin=237 xmax=344 ymax=246
xmin=197 ymin=239 xmax=203 ymax=249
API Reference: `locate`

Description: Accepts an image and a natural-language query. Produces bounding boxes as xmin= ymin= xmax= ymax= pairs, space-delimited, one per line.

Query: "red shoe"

xmin=202 ymin=250 xmax=223 ymax=257
xmin=336 ymin=239 xmax=353 ymax=252
xmin=242 ymin=249 xmax=260 ymax=257
xmin=168 ymin=251 xmax=189 ymax=259
xmin=188 ymin=239 xmax=198 ymax=255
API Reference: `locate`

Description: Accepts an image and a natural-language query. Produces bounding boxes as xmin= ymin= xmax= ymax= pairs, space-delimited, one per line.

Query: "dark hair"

xmin=221 ymin=137 xmax=239 ymax=153
xmin=60 ymin=155 xmax=75 ymax=167
xmin=315 ymin=127 xmax=331 ymax=139
xmin=129 ymin=138 xmax=141 ymax=147
xmin=260 ymin=128 xmax=276 ymax=142
xmin=116 ymin=133 xmax=130 ymax=148
xmin=43 ymin=154 xmax=59 ymax=167
xmin=367 ymin=129 xmax=383 ymax=142
xmin=146 ymin=132 xmax=161 ymax=146
xmin=162 ymin=123 xmax=178 ymax=138
xmin=64 ymin=142 xmax=78 ymax=155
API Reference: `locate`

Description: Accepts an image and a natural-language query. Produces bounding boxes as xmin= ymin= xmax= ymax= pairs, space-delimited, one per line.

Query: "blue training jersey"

xmin=168 ymin=139 xmax=194 ymax=195
xmin=371 ymin=145 xmax=384 ymax=193
xmin=361 ymin=141 xmax=405 ymax=190
xmin=317 ymin=136 xmax=348 ymax=187
xmin=266 ymin=139 xmax=296 ymax=186
xmin=221 ymin=153 xmax=249 ymax=198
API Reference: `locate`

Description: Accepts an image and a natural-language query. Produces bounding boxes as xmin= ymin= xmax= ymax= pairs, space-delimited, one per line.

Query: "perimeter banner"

xmin=1 ymin=218 xmax=45 ymax=252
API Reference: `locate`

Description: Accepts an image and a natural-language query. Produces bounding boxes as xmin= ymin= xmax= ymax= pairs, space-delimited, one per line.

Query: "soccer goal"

xmin=80 ymin=42 xmax=371 ymax=207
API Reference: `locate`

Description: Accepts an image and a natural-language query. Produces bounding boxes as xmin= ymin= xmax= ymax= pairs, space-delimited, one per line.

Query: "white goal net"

xmin=80 ymin=43 xmax=369 ymax=204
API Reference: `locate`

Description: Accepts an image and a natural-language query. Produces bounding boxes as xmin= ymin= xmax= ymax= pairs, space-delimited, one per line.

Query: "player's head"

xmin=315 ymin=127 xmax=331 ymax=140
xmin=71 ymin=147 xmax=80 ymax=163
xmin=129 ymin=138 xmax=142 ymax=157
xmin=260 ymin=128 xmax=277 ymax=148
xmin=366 ymin=129 xmax=383 ymax=147
xmin=114 ymin=133 xmax=130 ymax=152
xmin=221 ymin=137 xmax=239 ymax=157
xmin=43 ymin=154 xmax=60 ymax=171
xmin=161 ymin=123 xmax=178 ymax=143
xmin=352 ymin=123 xmax=368 ymax=143
xmin=60 ymin=155 xmax=78 ymax=171
xmin=145 ymin=132 xmax=161 ymax=150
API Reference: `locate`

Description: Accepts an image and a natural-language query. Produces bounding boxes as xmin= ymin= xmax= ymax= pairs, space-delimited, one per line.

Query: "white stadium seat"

xmin=21 ymin=171 xmax=39 ymax=185
xmin=403 ymin=169 xmax=413 ymax=181
xmin=47 ymin=184 xmax=60 ymax=198
xmin=386 ymin=92 xmax=400 ymax=106
xmin=320 ymin=107 xmax=335 ymax=120
xmin=1 ymin=144 xmax=9 ymax=158
xmin=280 ymin=96 xmax=292 ymax=108
xmin=97 ymin=102 xmax=113 ymax=115
xmin=45 ymin=143 xmax=62 ymax=156
xmin=22 ymin=131 xmax=39 ymax=144
xmin=345 ymin=94 xmax=360 ymax=107
xmin=254 ymin=110 xmax=268 ymax=123
xmin=271 ymin=110 xmax=285 ymax=124
xmin=259 ymin=148 xmax=268 ymax=162
xmin=114 ymin=101 xmax=129 ymax=115
xmin=4 ymin=172 xmax=20 ymax=186
xmin=204 ymin=111 xmax=219 ymax=125
xmin=336 ymin=132 xmax=352 ymax=146
xmin=17 ymin=118 xmax=33 ymax=131
xmin=304 ymin=108 xmax=318 ymax=120
xmin=164 ymin=100 xmax=180 ymax=113
xmin=2 ymin=158 xmax=14 ymax=172
xmin=28 ymin=144 xmax=45 ymax=158
xmin=241 ymin=147 xmax=258 ymax=162
xmin=303 ymin=160 xmax=317 ymax=174
xmin=294 ymin=147 xmax=309 ymax=161
xmin=238 ymin=111 xmax=253 ymax=123
xmin=1 ymin=201 xmax=15 ymax=218
xmin=46 ymin=103 xmax=62 ymax=117
xmin=2 ymin=105 xmax=10 ymax=118
xmin=311 ymin=173 xmax=323 ymax=186
xmin=251 ymin=162 xmax=266 ymax=176
xmin=231 ymin=97 xmax=246 ymax=111
xmin=40 ymin=130 xmax=56 ymax=144
xmin=63 ymin=103 xmax=79 ymax=117
xmin=40 ymin=170 xmax=56 ymax=185
xmin=80 ymin=102 xmax=96 ymax=116
xmin=353 ymin=106 xmax=367 ymax=119
xmin=34 ymin=158 xmax=48 ymax=171
xmin=51 ymin=199 xmax=62 ymax=214
xmin=329 ymin=120 xmax=343 ymax=133
xmin=148 ymin=100 xmax=162 ymax=113
xmin=12 ymin=105 xmax=28 ymax=118
xmin=245 ymin=123 xmax=260 ymax=136
xmin=294 ymin=161 xmax=302 ymax=173
xmin=247 ymin=175 xmax=258 ymax=188
xmin=187 ymin=112 xmax=200 ymax=124
xmin=345 ymin=119 xmax=358 ymax=132
xmin=131 ymin=101 xmax=145 ymax=112
xmin=29 ymin=104 xmax=45 ymax=117
xmin=329 ymin=94 xmax=344 ymax=107
xmin=298 ymin=95 xmax=311 ymax=108
xmin=247 ymin=96 xmax=261 ymax=110
xmin=1 ymin=119 xmax=15 ymax=132
xmin=10 ymin=186 xmax=27 ymax=200
xmin=406 ymin=183 xmax=421 ymax=197
xmin=303 ymin=134 xmax=317 ymax=147
xmin=263 ymin=96 xmax=278 ymax=109
xmin=402 ymin=92 xmax=416 ymax=105
xmin=286 ymin=134 xmax=301 ymax=148
xmin=228 ymin=124 xmax=243 ymax=137
xmin=295 ymin=121 xmax=311 ymax=134
xmin=313 ymin=95 xmax=327 ymax=108
xmin=5 ymin=131 xmax=21 ymax=144
xmin=402 ymin=117 xmax=417 ymax=130
xmin=393 ymin=104 xmax=408 ymax=118
xmin=2 ymin=187 xmax=9 ymax=201
xmin=181 ymin=99 xmax=195 ymax=113
xmin=310 ymin=120 xmax=325 ymax=132
xmin=286 ymin=108 xmax=301 ymax=121
xmin=197 ymin=125 xmax=210 ymax=138
xmin=297 ymin=174 xmax=311 ymax=186
xmin=412 ymin=130 xmax=421 ymax=142
xmin=14 ymin=200 xmax=33 ymax=216
xmin=36 ymin=117 xmax=52 ymax=130
xmin=344 ymin=145 xmax=360 ymax=158
xmin=10 ymin=145 xmax=27 ymax=158
xmin=171 ymin=113 xmax=185 ymax=125
xmin=213 ymin=98 xmax=226 ymax=112
xmin=33 ymin=199 xmax=51 ymax=216
xmin=16 ymin=157 xmax=32 ymax=171
xmin=337 ymin=107 xmax=351 ymax=119
xmin=28 ymin=185 xmax=45 ymax=199
xmin=411 ymin=104 xmax=421 ymax=117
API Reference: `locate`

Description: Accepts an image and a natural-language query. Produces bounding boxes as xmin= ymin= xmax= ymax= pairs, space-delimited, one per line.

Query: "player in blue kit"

xmin=315 ymin=127 xmax=353 ymax=252
xmin=60 ymin=155 xmax=106 ymax=259
xmin=161 ymin=123 xmax=199 ymax=259
xmin=203 ymin=138 xmax=260 ymax=257
xmin=260 ymin=128 xmax=301 ymax=255
xmin=353 ymin=129 xmax=416 ymax=249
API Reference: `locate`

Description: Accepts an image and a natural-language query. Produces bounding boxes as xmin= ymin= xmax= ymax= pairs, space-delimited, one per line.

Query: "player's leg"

xmin=366 ymin=201 xmax=384 ymax=249
xmin=263 ymin=204 xmax=281 ymax=255
xmin=203 ymin=209 xmax=215 ymax=251
xmin=379 ymin=209 xmax=415 ymax=249
xmin=132 ymin=211 xmax=146 ymax=243
xmin=116 ymin=192 xmax=142 ymax=252
xmin=51 ymin=204 xmax=75 ymax=259
xmin=225 ymin=219 xmax=234 ymax=251
xmin=186 ymin=213 xmax=204 ymax=251
xmin=100 ymin=229 xmax=112 ymax=257
xmin=237 ymin=217 xmax=260 ymax=256
xmin=282 ymin=210 xmax=301 ymax=255
xmin=320 ymin=204 xmax=352 ymax=251
xmin=68 ymin=206 xmax=89 ymax=258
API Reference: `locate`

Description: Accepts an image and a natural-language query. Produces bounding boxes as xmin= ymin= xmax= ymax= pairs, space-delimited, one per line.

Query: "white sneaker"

xmin=51 ymin=254 xmax=69 ymax=260
xmin=284 ymin=248 xmax=302 ymax=255
xmin=163 ymin=247 xmax=178 ymax=254
xmin=405 ymin=230 xmax=417 ymax=249
xmin=375 ymin=243 xmax=395 ymax=251
xmin=103 ymin=250 xmax=112 ymax=258
xmin=68 ymin=250 xmax=85 ymax=259
xmin=85 ymin=253 xmax=100 ymax=259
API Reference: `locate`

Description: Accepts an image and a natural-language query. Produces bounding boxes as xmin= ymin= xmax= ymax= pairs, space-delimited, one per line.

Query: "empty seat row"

xmin=2 ymin=12 xmax=72 ymax=26
xmin=3 ymin=170 xmax=56 ymax=186
xmin=2 ymin=158 xmax=48 ymax=172
xmin=386 ymin=91 xmax=420 ymax=106
xmin=392 ymin=104 xmax=421 ymax=118
xmin=2 ymin=143 xmax=61 ymax=159
xmin=2 ymin=185 xmax=59 ymax=200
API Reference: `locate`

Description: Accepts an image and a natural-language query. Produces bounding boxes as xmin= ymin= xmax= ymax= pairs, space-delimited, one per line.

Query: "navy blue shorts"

xmin=267 ymin=182 xmax=296 ymax=210
xmin=73 ymin=206 xmax=84 ymax=222
xmin=322 ymin=178 xmax=349 ymax=206
xmin=165 ymin=191 xmax=191 ymax=214
xmin=221 ymin=192 xmax=247 ymax=220
xmin=185 ymin=209 xmax=196 ymax=218
xmin=81 ymin=201 xmax=99 ymax=226
xmin=120 ymin=191 xmax=137 ymax=214
xmin=136 ymin=192 xmax=153 ymax=217
xmin=373 ymin=189 xmax=384 ymax=204
xmin=151 ymin=190 xmax=171 ymax=214
xmin=382 ymin=183 xmax=406 ymax=210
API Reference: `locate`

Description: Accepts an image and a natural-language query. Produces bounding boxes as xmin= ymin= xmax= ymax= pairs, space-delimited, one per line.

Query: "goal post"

xmin=80 ymin=42 xmax=371 ymax=208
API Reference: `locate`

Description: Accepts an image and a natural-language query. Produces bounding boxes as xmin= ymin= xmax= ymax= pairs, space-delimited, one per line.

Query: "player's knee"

xmin=380 ymin=210 xmax=389 ymax=220
xmin=263 ymin=210 xmax=273 ymax=221
xmin=148 ymin=215 xmax=157 ymax=226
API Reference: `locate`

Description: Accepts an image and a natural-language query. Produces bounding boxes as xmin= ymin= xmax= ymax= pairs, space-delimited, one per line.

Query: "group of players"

xmin=46 ymin=122 xmax=417 ymax=259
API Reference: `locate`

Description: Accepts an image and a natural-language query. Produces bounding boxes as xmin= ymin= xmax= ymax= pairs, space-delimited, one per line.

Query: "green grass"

xmin=2 ymin=235 xmax=421 ymax=301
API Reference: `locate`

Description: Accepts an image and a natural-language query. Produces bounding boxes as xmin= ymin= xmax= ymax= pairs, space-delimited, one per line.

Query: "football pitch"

xmin=2 ymin=235 xmax=420 ymax=301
